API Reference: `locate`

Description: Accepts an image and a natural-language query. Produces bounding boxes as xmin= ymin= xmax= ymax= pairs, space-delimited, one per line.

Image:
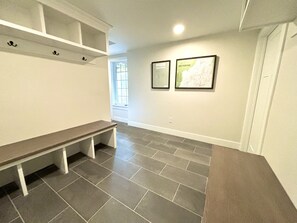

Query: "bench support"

xmin=14 ymin=164 xmax=28 ymax=196
xmin=80 ymin=137 xmax=95 ymax=159
xmin=53 ymin=148 xmax=68 ymax=174
xmin=101 ymin=128 xmax=117 ymax=148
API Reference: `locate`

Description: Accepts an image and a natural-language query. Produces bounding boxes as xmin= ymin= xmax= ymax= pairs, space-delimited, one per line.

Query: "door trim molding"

xmin=240 ymin=24 xmax=288 ymax=154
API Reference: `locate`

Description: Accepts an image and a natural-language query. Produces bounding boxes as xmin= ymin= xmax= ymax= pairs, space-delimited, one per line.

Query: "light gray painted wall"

xmin=127 ymin=30 xmax=259 ymax=148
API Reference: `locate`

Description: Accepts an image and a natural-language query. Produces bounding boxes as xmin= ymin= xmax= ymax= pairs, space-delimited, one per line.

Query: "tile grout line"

xmin=71 ymin=168 xmax=111 ymax=193
xmin=96 ymin=172 xmax=113 ymax=186
xmin=92 ymin=148 xmax=208 ymax=194
xmin=97 ymin=155 xmax=114 ymax=166
xmin=35 ymin=170 xmax=81 ymax=194
xmin=133 ymin=189 xmax=149 ymax=211
xmin=118 ymin=127 xmax=211 ymax=207
xmin=142 ymin=189 xmax=203 ymax=219
xmin=186 ymin=160 xmax=191 ymax=170
xmin=99 ymin=149 xmax=167 ymax=172
xmin=150 ymin=149 xmax=158 ymax=158
xmin=126 ymin=152 xmax=137 ymax=161
xmin=86 ymin=139 xmax=208 ymax=189
xmin=73 ymin=168 xmax=152 ymax=223
xmin=173 ymin=148 xmax=178 ymax=155
xmin=145 ymin=164 xmax=207 ymax=194
xmin=87 ymin=197 xmax=112 ymax=222
xmin=171 ymin=183 xmax=181 ymax=202
xmin=39 ymin=178 xmax=88 ymax=223
xmin=97 ymin=150 xmax=208 ymax=194
xmin=152 ymin=189 xmax=204 ymax=218
xmin=172 ymin=199 xmax=204 ymax=218
xmin=150 ymin=150 xmax=190 ymax=167
xmin=120 ymin=126 xmax=212 ymax=149
xmin=129 ymin=167 xmax=143 ymax=180
xmin=193 ymin=146 xmax=213 ymax=157
xmin=150 ymin=149 xmax=159 ymax=158
xmin=101 ymin=169 xmax=149 ymax=194
xmin=174 ymin=149 xmax=211 ymax=166
xmin=47 ymin=206 xmax=69 ymax=223
xmin=101 ymin=139 xmax=210 ymax=169
xmin=8 ymin=178 xmax=46 ymax=201
xmin=62 ymin=150 xmax=154 ymax=220
xmin=118 ymin=143 xmax=158 ymax=159
xmin=158 ymin=164 xmax=167 ymax=175
xmin=57 ymin=177 xmax=82 ymax=193
xmin=8 ymin=216 xmax=21 ymax=223
xmin=111 ymin=197 xmax=152 ymax=223
xmin=186 ymin=168 xmax=209 ymax=178
xmin=7 ymin=192 xmax=25 ymax=223
xmin=69 ymin=158 xmax=89 ymax=170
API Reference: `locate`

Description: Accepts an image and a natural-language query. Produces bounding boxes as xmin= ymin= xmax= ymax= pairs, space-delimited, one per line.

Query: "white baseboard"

xmin=112 ymin=116 xmax=128 ymax=123
xmin=128 ymin=121 xmax=240 ymax=149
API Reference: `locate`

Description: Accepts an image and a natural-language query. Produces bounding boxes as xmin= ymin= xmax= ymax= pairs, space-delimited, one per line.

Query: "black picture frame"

xmin=151 ymin=60 xmax=171 ymax=89
xmin=175 ymin=55 xmax=217 ymax=89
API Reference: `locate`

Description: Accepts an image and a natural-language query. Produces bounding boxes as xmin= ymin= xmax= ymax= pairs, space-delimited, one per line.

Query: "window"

xmin=111 ymin=60 xmax=128 ymax=106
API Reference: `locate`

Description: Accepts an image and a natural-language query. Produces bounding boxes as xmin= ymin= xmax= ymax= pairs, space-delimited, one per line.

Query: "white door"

xmin=248 ymin=26 xmax=283 ymax=154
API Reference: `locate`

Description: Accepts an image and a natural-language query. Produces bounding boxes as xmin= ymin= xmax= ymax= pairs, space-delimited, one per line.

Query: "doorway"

xmin=247 ymin=25 xmax=287 ymax=154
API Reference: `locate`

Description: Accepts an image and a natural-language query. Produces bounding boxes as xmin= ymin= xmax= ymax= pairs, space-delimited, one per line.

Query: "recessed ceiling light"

xmin=173 ymin=24 xmax=185 ymax=35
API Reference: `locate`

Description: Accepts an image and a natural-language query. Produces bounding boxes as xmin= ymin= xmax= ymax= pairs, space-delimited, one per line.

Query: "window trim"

xmin=110 ymin=59 xmax=128 ymax=107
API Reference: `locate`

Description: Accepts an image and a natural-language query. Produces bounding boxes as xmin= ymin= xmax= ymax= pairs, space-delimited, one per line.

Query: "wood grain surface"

xmin=204 ymin=145 xmax=297 ymax=223
xmin=0 ymin=120 xmax=116 ymax=168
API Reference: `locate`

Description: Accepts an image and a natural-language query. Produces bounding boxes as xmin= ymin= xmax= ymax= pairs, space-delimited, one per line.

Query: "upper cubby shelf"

xmin=81 ymin=23 xmax=107 ymax=52
xmin=0 ymin=20 xmax=106 ymax=57
xmin=0 ymin=0 xmax=111 ymax=62
xmin=0 ymin=0 xmax=44 ymax=32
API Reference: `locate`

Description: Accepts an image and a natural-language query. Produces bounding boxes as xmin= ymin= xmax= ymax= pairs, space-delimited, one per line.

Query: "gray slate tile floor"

xmin=0 ymin=121 xmax=212 ymax=223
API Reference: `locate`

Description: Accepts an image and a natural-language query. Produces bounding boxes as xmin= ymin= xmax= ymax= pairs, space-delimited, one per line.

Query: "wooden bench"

xmin=0 ymin=120 xmax=117 ymax=196
xmin=203 ymin=145 xmax=297 ymax=223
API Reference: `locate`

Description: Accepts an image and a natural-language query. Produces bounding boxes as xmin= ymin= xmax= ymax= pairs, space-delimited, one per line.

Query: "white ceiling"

xmin=67 ymin=0 xmax=243 ymax=55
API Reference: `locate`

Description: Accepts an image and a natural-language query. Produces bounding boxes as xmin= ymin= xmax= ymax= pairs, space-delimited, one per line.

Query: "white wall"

xmin=0 ymin=52 xmax=111 ymax=146
xmin=261 ymin=23 xmax=297 ymax=207
xmin=127 ymin=30 xmax=259 ymax=148
xmin=0 ymin=51 xmax=111 ymax=185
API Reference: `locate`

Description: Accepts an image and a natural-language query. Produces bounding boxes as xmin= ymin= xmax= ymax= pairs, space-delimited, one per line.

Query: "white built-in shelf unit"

xmin=240 ymin=0 xmax=297 ymax=31
xmin=0 ymin=0 xmax=111 ymax=63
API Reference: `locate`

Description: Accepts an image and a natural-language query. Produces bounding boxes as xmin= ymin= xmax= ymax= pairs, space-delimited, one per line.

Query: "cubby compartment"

xmin=0 ymin=0 xmax=109 ymax=61
xmin=43 ymin=5 xmax=82 ymax=44
xmin=81 ymin=23 xmax=107 ymax=52
xmin=0 ymin=0 xmax=44 ymax=32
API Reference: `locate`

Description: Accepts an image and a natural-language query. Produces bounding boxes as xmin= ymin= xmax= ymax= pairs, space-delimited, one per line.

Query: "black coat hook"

xmin=82 ymin=57 xmax=87 ymax=61
xmin=7 ymin=41 xmax=17 ymax=47
xmin=52 ymin=50 xmax=60 ymax=56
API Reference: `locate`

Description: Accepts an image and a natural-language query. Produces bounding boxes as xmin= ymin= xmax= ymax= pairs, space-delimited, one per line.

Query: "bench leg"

xmin=101 ymin=128 xmax=117 ymax=149
xmin=53 ymin=148 xmax=68 ymax=174
xmin=14 ymin=164 xmax=28 ymax=196
xmin=80 ymin=137 xmax=95 ymax=159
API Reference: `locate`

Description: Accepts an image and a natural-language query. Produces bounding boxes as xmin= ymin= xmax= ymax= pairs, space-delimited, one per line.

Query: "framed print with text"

xmin=151 ymin=60 xmax=171 ymax=89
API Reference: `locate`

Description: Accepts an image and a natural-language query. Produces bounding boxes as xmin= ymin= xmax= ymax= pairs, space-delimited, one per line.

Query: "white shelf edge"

xmin=0 ymin=19 xmax=108 ymax=57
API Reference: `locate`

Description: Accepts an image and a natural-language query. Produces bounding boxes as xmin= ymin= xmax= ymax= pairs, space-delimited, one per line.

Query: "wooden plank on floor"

xmin=203 ymin=145 xmax=297 ymax=223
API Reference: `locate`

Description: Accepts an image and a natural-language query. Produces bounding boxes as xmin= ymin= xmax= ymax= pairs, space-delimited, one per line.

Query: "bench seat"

xmin=0 ymin=120 xmax=117 ymax=196
xmin=203 ymin=146 xmax=297 ymax=223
